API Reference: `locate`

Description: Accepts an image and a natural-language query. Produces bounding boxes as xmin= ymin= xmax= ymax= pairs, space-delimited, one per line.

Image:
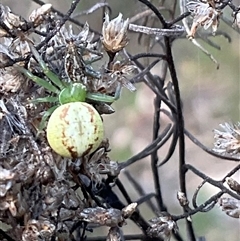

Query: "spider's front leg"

xmin=86 ymin=84 xmax=122 ymax=105
xmin=85 ymin=84 xmax=122 ymax=115
xmin=14 ymin=44 xmax=66 ymax=96
xmin=29 ymin=44 xmax=66 ymax=90
xmin=14 ymin=64 xmax=60 ymax=95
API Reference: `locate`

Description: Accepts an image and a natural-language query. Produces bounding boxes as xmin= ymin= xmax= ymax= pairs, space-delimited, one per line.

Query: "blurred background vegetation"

xmin=1 ymin=0 xmax=240 ymax=240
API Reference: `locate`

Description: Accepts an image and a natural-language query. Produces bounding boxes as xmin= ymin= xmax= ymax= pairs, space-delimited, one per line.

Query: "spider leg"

xmin=86 ymin=84 xmax=122 ymax=104
xmin=38 ymin=105 xmax=59 ymax=133
xmin=15 ymin=64 xmax=60 ymax=94
xmin=29 ymin=44 xmax=66 ymax=90
xmin=31 ymin=96 xmax=58 ymax=103
xmin=113 ymin=84 xmax=122 ymax=100
xmin=86 ymin=92 xmax=116 ymax=104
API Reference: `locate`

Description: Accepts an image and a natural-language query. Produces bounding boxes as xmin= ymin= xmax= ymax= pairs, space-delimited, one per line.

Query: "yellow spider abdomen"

xmin=46 ymin=102 xmax=104 ymax=158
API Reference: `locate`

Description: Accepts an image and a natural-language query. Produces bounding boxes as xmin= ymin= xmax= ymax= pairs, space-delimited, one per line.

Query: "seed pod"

xmin=46 ymin=102 xmax=104 ymax=158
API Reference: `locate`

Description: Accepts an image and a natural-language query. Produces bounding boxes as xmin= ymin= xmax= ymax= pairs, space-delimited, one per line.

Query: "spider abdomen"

xmin=46 ymin=102 xmax=104 ymax=158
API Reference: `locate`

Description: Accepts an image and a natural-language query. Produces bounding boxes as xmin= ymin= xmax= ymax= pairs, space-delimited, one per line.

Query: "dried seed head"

xmin=102 ymin=13 xmax=129 ymax=53
xmin=29 ymin=4 xmax=52 ymax=26
xmin=0 ymin=166 xmax=15 ymax=181
xmin=10 ymin=37 xmax=32 ymax=57
xmin=0 ymin=193 xmax=17 ymax=217
xmin=0 ymin=4 xmax=24 ymax=29
xmin=84 ymin=140 xmax=119 ymax=183
xmin=226 ymin=177 xmax=240 ymax=194
xmin=213 ymin=122 xmax=240 ymax=156
xmin=177 ymin=191 xmax=189 ymax=207
xmin=78 ymin=207 xmax=125 ymax=227
xmin=35 ymin=164 xmax=54 ymax=185
xmin=98 ymin=160 xmax=120 ymax=177
xmin=219 ymin=197 xmax=240 ymax=219
xmin=8 ymin=198 xmax=17 ymax=216
xmin=224 ymin=209 xmax=240 ymax=218
xmin=22 ymin=219 xmax=55 ymax=241
xmin=219 ymin=197 xmax=239 ymax=210
xmin=187 ymin=1 xmax=221 ymax=38
xmin=0 ymin=67 xmax=25 ymax=93
xmin=147 ymin=212 xmax=178 ymax=240
xmin=0 ymin=37 xmax=29 ymax=93
xmin=110 ymin=61 xmax=137 ymax=92
xmin=122 ymin=202 xmax=137 ymax=219
xmin=86 ymin=146 xmax=108 ymax=183
xmin=0 ymin=167 xmax=15 ymax=197
xmin=57 ymin=22 xmax=101 ymax=83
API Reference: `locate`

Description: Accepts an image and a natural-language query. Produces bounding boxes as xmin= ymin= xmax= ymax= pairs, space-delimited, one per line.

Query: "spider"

xmin=15 ymin=44 xmax=119 ymax=131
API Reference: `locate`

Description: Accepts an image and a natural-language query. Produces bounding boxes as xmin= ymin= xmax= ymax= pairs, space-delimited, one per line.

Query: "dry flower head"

xmin=187 ymin=0 xmax=221 ymax=38
xmin=219 ymin=197 xmax=240 ymax=219
xmin=213 ymin=122 xmax=240 ymax=157
xmin=147 ymin=212 xmax=178 ymax=240
xmin=102 ymin=12 xmax=129 ymax=53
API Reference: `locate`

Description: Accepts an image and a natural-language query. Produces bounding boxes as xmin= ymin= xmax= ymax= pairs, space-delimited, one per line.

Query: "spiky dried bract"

xmin=110 ymin=61 xmax=137 ymax=92
xmin=84 ymin=140 xmax=120 ymax=184
xmin=147 ymin=213 xmax=178 ymax=241
xmin=0 ymin=167 xmax=15 ymax=197
xmin=102 ymin=13 xmax=129 ymax=53
xmin=0 ymin=39 xmax=28 ymax=93
xmin=186 ymin=1 xmax=221 ymax=38
xmin=226 ymin=177 xmax=240 ymax=194
xmin=219 ymin=197 xmax=240 ymax=218
xmin=213 ymin=122 xmax=240 ymax=156
xmin=0 ymin=67 xmax=25 ymax=93
xmin=0 ymin=4 xmax=26 ymax=36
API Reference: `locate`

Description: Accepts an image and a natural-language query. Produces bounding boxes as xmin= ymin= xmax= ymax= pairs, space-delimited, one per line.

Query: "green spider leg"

xmin=14 ymin=44 xmax=67 ymax=98
xmin=29 ymin=44 xmax=66 ymax=91
xmin=31 ymin=96 xmax=59 ymax=104
xmin=15 ymin=64 xmax=60 ymax=95
xmin=38 ymin=105 xmax=59 ymax=135
xmin=86 ymin=84 xmax=122 ymax=104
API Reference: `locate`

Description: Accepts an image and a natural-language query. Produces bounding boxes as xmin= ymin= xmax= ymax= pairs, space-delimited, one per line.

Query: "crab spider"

xmin=15 ymin=44 xmax=120 ymax=131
